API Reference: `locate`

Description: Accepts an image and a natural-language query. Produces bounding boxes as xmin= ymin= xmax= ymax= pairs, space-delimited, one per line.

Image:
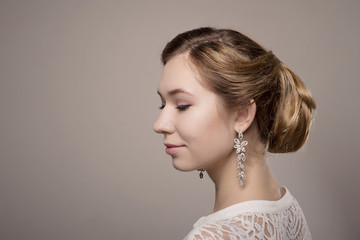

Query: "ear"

xmin=234 ymin=100 xmax=256 ymax=133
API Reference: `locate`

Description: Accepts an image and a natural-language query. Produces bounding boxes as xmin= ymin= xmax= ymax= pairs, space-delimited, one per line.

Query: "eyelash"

xmin=176 ymin=105 xmax=191 ymax=111
xmin=158 ymin=105 xmax=191 ymax=111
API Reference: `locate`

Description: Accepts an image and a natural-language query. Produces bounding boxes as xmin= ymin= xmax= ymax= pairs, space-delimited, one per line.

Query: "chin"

xmin=172 ymin=158 xmax=197 ymax=172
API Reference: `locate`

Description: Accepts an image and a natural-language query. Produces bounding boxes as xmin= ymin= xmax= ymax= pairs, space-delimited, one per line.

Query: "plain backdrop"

xmin=1 ymin=0 xmax=359 ymax=239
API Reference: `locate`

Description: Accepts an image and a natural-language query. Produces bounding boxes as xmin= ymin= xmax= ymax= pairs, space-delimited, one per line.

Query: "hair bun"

xmin=267 ymin=63 xmax=316 ymax=153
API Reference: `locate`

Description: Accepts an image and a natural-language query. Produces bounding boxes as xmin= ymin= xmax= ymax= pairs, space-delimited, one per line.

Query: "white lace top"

xmin=184 ymin=188 xmax=311 ymax=240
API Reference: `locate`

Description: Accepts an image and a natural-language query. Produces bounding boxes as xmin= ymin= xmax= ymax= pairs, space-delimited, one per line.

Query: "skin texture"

xmin=153 ymin=53 xmax=283 ymax=212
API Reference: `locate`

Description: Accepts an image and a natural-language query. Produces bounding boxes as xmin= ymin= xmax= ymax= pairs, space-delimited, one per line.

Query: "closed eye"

xmin=176 ymin=105 xmax=191 ymax=111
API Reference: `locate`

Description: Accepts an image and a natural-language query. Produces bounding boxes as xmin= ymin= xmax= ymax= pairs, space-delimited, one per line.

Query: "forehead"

xmin=158 ymin=54 xmax=207 ymax=97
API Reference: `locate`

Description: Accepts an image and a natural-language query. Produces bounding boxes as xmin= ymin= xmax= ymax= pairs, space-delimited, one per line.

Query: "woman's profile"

xmin=153 ymin=27 xmax=315 ymax=239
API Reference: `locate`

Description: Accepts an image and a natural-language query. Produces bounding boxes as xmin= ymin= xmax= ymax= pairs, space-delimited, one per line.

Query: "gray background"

xmin=1 ymin=0 xmax=359 ymax=239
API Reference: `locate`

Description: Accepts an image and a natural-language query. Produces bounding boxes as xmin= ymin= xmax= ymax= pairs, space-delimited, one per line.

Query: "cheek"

xmin=198 ymin=122 xmax=234 ymax=161
xmin=179 ymin=107 xmax=234 ymax=161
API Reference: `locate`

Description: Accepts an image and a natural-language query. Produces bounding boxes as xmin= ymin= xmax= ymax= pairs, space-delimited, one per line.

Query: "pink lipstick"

xmin=164 ymin=143 xmax=184 ymax=155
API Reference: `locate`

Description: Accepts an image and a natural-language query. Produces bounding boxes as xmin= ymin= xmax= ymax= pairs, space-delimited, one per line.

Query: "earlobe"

xmin=234 ymin=100 xmax=256 ymax=133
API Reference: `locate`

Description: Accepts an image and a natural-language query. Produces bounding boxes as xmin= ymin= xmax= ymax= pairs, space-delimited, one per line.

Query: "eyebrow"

xmin=157 ymin=88 xmax=194 ymax=97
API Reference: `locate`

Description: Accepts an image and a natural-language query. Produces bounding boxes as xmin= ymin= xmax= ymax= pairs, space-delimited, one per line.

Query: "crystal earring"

xmin=234 ymin=132 xmax=248 ymax=186
xmin=197 ymin=169 xmax=205 ymax=179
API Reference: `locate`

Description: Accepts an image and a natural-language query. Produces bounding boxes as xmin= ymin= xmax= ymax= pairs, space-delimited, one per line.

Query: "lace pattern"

xmin=184 ymin=190 xmax=311 ymax=240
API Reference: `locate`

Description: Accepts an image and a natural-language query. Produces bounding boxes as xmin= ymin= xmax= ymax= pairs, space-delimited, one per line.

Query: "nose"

xmin=153 ymin=108 xmax=174 ymax=134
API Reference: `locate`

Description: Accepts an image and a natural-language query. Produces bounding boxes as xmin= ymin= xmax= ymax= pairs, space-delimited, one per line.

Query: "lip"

xmin=164 ymin=143 xmax=184 ymax=155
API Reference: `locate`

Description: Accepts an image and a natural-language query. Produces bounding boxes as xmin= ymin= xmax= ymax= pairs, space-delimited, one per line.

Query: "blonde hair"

xmin=161 ymin=27 xmax=316 ymax=153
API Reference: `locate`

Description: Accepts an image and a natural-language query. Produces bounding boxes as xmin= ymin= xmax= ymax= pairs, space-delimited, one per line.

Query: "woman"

xmin=153 ymin=27 xmax=315 ymax=240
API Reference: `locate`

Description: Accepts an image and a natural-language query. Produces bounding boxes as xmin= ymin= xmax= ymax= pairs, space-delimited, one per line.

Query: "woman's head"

xmin=153 ymin=53 xmax=241 ymax=171
xmin=160 ymin=27 xmax=316 ymax=153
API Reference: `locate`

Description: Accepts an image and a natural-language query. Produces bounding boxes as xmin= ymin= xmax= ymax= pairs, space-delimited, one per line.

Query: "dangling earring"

xmin=234 ymin=132 xmax=248 ymax=186
xmin=197 ymin=169 xmax=205 ymax=179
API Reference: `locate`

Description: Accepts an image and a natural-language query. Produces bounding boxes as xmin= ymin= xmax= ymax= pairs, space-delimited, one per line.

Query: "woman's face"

xmin=153 ymin=54 xmax=236 ymax=172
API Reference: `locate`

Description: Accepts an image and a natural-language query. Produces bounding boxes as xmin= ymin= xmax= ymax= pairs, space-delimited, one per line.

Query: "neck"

xmin=207 ymin=151 xmax=282 ymax=213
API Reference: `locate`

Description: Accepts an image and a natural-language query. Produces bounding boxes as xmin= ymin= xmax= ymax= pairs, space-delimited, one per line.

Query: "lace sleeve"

xmin=184 ymin=202 xmax=311 ymax=240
